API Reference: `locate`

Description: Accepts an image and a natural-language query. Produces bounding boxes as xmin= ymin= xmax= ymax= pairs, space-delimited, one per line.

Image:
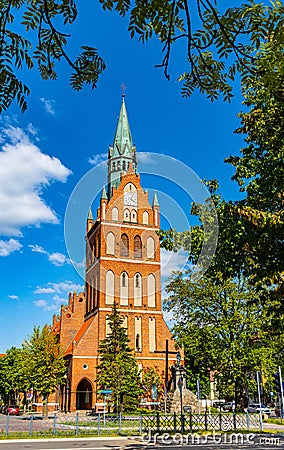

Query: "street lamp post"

xmin=178 ymin=375 xmax=184 ymax=433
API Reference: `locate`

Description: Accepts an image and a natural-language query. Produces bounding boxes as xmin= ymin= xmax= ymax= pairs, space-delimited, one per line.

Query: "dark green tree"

xmin=96 ymin=302 xmax=142 ymax=412
xmin=1 ymin=1 xmax=284 ymax=111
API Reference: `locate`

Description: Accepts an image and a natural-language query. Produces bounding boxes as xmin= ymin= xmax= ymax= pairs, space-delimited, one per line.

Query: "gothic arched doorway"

xmin=76 ymin=378 xmax=93 ymax=410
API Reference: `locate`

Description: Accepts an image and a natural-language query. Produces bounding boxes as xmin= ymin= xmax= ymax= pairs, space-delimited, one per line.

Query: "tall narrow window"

xmin=131 ymin=210 xmax=137 ymax=222
xmin=106 ymin=316 xmax=111 ymax=336
xmin=106 ymin=232 xmax=115 ymax=255
xmin=105 ymin=270 xmax=114 ymax=305
xmin=120 ymin=234 xmax=129 ymax=257
xmin=134 ymin=235 xmax=142 ymax=259
xmin=120 ymin=271 xmax=128 ymax=306
xmin=112 ymin=207 xmax=118 ymax=221
xmin=149 ymin=318 xmax=156 ymax=352
xmin=147 ymin=274 xmax=156 ymax=307
xmin=124 ymin=209 xmax=130 ymax=221
xmin=142 ymin=211 xmax=149 ymax=225
xmin=134 ymin=273 xmax=142 ymax=306
xmin=135 ymin=317 xmax=142 ymax=352
xmin=147 ymin=236 xmax=155 ymax=259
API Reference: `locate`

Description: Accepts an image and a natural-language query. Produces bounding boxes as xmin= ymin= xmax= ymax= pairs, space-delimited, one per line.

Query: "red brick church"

xmin=52 ymin=96 xmax=177 ymax=412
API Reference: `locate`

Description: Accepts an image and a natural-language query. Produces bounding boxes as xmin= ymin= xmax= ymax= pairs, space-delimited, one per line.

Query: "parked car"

xmin=212 ymin=401 xmax=225 ymax=409
xmin=6 ymin=405 xmax=20 ymax=415
xmin=222 ymin=402 xmax=235 ymax=412
xmin=247 ymin=403 xmax=271 ymax=415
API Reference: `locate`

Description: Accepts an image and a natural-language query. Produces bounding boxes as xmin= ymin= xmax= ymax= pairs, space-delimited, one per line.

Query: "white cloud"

xmin=0 ymin=238 xmax=22 ymax=256
xmin=48 ymin=252 xmax=69 ymax=266
xmin=88 ymin=153 xmax=108 ymax=166
xmin=29 ymin=244 xmax=70 ymax=266
xmin=34 ymin=299 xmax=47 ymax=308
xmin=8 ymin=294 xmax=19 ymax=300
xmin=0 ymin=124 xmax=71 ymax=236
xmin=161 ymin=247 xmax=188 ymax=278
xmin=40 ymin=97 xmax=56 ymax=116
xmin=34 ymin=280 xmax=83 ymax=295
xmin=29 ymin=244 xmax=46 ymax=254
xmin=137 ymin=152 xmax=155 ymax=164
xmin=34 ymin=281 xmax=84 ymax=312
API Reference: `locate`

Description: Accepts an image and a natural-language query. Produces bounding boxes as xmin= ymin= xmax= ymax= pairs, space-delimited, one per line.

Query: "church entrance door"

xmin=76 ymin=378 xmax=93 ymax=410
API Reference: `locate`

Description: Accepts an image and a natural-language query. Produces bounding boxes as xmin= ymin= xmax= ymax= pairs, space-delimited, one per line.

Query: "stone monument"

xmin=168 ymin=351 xmax=199 ymax=413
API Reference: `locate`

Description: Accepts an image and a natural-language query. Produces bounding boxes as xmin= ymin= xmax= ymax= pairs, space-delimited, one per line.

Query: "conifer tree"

xmin=96 ymin=302 xmax=142 ymax=413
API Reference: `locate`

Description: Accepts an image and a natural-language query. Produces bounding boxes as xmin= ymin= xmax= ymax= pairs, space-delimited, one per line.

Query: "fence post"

xmin=189 ymin=413 xmax=193 ymax=433
xmin=156 ymin=412 xmax=160 ymax=433
xmin=246 ymin=412 xmax=250 ymax=430
xmin=204 ymin=411 xmax=208 ymax=431
xmin=53 ymin=412 xmax=57 ymax=435
xmin=219 ymin=412 xmax=222 ymax=431
xmin=98 ymin=412 xmax=101 ymax=435
xmin=75 ymin=412 xmax=79 ymax=436
xmin=139 ymin=413 xmax=142 ymax=435
xmin=181 ymin=414 xmax=184 ymax=434
xmin=5 ymin=414 xmax=10 ymax=438
xmin=173 ymin=412 xmax=177 ymax=434
xmin=29 ymin=414 xmax=34 ymax=437
xmin=119 ymin=411 xmax=122 ymax=434
xmin=233 ymin=412 xmax=236 ymax=431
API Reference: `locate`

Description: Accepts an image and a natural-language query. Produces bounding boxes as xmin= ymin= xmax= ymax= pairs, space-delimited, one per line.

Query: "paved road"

xmin=0 ymin=434 xmax=283 ymax=450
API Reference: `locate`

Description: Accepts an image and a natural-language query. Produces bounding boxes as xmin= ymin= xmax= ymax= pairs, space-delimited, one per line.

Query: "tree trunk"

xmin=43 ymin=395 xmax=49 ymax=417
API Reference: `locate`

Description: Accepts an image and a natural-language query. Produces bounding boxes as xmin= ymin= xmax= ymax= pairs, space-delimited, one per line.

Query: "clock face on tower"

xmin=124 ymin=191 xmax=137 ymax=206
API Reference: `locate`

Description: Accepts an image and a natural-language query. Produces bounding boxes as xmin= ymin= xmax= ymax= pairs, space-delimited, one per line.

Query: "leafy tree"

xmin=23 ymin=325 xmax=66 ymax=416
xmin=96 ymin=302 xmax=142 ymax=412
xmin=0 ymin=347 xmax=31 ymax=407
xmin=225 ymin=35 xmax=284 ymax=290
xmin=164 ymin=272 xmax=281 ymax=408
xmin=0 ymin=0 xmax=105 ymax=113
xmin=1 ymin=1 xmax=284 ymax=112
xmin=142 ymin=367 xmax=163 ymax=401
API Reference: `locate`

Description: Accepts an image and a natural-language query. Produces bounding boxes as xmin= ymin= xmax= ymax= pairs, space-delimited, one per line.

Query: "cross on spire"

xmin=121 ymin=83 xmax=127 ymax=97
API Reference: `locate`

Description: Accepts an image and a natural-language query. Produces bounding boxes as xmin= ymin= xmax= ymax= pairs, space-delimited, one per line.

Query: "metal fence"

xmin=0 ymin=412 xmax=260 ymax=437
xmin=142 ymin=412 xmax=261 ymax=434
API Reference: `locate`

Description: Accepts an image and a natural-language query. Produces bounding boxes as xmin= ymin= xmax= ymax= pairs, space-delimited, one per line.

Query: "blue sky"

xmin=0 ymin=2 xmax=246 ymax=352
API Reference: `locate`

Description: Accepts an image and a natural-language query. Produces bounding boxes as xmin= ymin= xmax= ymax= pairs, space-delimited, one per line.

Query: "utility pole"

xmin=256 ymin=371 xmax=263 ymax=431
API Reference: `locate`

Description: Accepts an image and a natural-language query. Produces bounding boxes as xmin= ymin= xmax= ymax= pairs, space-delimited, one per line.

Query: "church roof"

xmin=64 ymin=315 xmax=95 ymax=356
xmin=152 ymin=192 xmax=159 ymax=207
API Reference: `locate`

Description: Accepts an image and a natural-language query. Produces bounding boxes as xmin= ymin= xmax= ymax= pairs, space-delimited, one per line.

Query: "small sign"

xmin=152 ymin=384 xmax=158 ymax=400
xmin=98 ymin=389 xmax=113 ymax=395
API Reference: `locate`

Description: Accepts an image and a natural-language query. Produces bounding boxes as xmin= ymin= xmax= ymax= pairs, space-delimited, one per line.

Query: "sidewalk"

xmin=263 ymin=422 xmax=284 ymax=432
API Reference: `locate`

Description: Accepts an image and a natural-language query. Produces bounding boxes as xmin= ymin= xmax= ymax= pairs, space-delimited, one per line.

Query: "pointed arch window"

xmin=142 ymin=211 xmax=149 ymax=225
xmin=112 ymin=207 xmax=118 ymax=221
xmin=148 ymin=274 xmax=156 ymax=307
xmin=124 ymin=209 xmax=130 ymax=221
xmin=134 ymin=273 xmax=142 ymax=306
xmin=134 ymin=235 xmax=142 ymax=259
xmin=106 ymin=232 xmax=115 ymax=255
xmin=105 ymin=270 xmax=114 ymax=305
xmin=131 ymin=210 xmax=137 ymax=223
xmin=120 ymin=234 xmax=129 ymax=257
xmin=120 ymin=271 xmax=128 ymax=306
xmin=147 ymin=236 xmax=155 ymax=259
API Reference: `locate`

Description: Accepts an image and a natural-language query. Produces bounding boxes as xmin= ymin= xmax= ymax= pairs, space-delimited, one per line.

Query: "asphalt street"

xmin=0 ymin=434 xmax=283 ymax=450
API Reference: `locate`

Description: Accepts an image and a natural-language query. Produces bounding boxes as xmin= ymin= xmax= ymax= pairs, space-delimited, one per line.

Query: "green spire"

xmin=152 ymin=192 xmax=159 ymax=207
xmin=87 ymin=208 xmax=93 ymax=220
xmin=108 ymin=96 xmax=137 ymax=198
xmin=101 ymin=186 xmax=107 ymax=200
xmin=112 ymin=96 xmax=133 ymax=155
